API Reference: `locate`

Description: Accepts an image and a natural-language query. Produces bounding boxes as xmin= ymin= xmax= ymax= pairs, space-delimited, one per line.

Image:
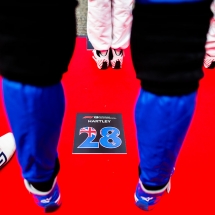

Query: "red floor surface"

xmin=0 ymin=37 xmax=215 ymax=214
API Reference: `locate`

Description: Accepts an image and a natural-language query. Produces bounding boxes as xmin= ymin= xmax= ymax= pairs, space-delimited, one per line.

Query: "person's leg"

xmin=87 ymin=0 xmax=112 ymax=50
xmin=0 ymin=2 xmax=77 ymax=213
xmin=136 ymin=89 xmax=196 ymax=187
xmin=204 ymin=1 xmax=215 ymax=68
xmin=134 ymin=89 xmax=197 ymax=211
xmin=130 ymin=0 xmax=212 ymax=211
xmin=2 ymin=79 xmax=65 ymax=212
xmin=87 ymin=0 xmax=112 ymax=69
xmin=110 ymin=0 xmax=134 ymax=69
xmin=111 ymin=0 xmax=133 ymax=50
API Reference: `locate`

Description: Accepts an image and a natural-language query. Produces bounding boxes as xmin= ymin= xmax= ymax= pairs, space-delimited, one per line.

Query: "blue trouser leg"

xmin=2 ymin=79 xmax=65 ymax=183
xmin=135 ymin=89 xmax=196 ymax=187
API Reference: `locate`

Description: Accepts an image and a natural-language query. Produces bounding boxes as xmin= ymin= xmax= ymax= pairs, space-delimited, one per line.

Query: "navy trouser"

xmin=2 ymin=78 xmax=65 ymax=183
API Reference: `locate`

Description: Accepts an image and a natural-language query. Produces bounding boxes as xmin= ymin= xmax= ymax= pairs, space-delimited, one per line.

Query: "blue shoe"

xmin=134 ymin=179 xmax=171 ymax=211
xmin=24 ymin=178 xmax=61 ymax=213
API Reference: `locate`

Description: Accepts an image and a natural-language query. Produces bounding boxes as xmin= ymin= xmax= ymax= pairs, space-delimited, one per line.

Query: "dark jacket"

xmin=131 ymin=0 xmax=212 ymax=95
xmin=0 ymin=1 xmax=78 ymax=86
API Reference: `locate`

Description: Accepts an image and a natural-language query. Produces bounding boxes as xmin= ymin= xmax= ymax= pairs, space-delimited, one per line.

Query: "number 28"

xmin=78 ymin=126 xmax=122 ymax=149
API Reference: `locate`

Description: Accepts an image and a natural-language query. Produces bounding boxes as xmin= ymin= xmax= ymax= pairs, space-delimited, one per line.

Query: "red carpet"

xmin=0 ymin=37 xmax=215 ymax=214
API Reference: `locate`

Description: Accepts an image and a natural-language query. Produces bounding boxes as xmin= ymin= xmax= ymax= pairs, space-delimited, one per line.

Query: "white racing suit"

xmin=87 ymin=0 xmax=134 ymax=50
xmin=204 ymin=0 xmax=215 ymax=67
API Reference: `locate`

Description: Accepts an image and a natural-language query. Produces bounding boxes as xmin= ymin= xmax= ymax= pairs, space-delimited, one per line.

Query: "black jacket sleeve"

xmin=0 ymin=1 xmax=78 ymax=86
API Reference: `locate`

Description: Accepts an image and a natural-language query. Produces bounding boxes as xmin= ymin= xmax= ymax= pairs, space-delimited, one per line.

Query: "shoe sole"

xmin=112 ymin=61 xmax=121 ymax=69
xmin=45 ymin=203 xmax=61 ymax=213
xmin=100 ymin=62 xmax=108 ymax=70
xmin=134 ymin=193 xmax=154 ymax=211
xmin=208 ymin=61 xmax=215 ymax=69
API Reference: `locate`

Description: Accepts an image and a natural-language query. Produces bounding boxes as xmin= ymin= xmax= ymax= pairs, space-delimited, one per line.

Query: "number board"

xmin=73 ymin=113 xmax=126 ymax=154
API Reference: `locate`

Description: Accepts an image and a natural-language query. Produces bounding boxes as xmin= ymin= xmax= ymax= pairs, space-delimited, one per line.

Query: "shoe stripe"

xmin=55 ymin=194 xmax=61 ymax=204
xmin=0 ymin=151 xmax=7 ymax=167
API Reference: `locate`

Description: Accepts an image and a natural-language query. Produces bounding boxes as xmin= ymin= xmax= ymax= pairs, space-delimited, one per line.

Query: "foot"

xmin=204 ymin=54 xmax=215 ymax=69
xmin=24 ymin=178 xmax=61 ymax=213
xmin=134 ymin=179 xmax=171 ymax=211
xmin=110 ymin=48 xmax=124 ymax=69
xmin=0 ymin=132 xmax=16 ymax=169
xmin=92 ymin=49 xmax=109 ymax=69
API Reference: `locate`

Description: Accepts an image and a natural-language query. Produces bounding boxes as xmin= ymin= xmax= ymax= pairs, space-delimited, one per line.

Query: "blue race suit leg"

xmin=2 ymin=78 xmax=65 ymax=183
xmin=135 ymin=89 xmax=196 ymax=187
